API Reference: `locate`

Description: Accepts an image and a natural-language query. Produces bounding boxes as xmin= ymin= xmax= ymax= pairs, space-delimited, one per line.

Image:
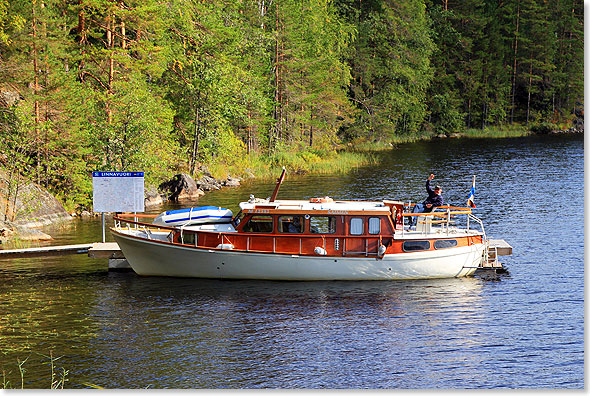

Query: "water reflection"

xmin=0 ymin=134 xmax=583 ymax=388
xmin=75 ymin=275 xmax=488 ymax=388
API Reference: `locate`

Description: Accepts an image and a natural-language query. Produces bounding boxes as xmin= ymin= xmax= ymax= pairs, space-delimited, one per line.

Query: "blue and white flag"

xmin=467 ymin=176 xmax=476 ymax=208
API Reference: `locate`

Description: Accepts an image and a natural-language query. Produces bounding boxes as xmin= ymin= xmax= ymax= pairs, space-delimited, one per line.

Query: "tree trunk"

xmin=510 ymin=0 xmax=520 ymax=124
xmin=247 ymin=111 xmax=252 ymax=154
xmin=77 ymin=2 xmax=87 ymax=76
xmin=467 ymin=98 xmax=471 ymax=128
xmin=32 ymin=0 xmax=41 ymax=184
xmin=42 ymin=4 xmax=50 ymax=188
xmin=190 ymin=107 xmax=200 ymax=175
xmin=526 ymin=62 xmax=532 ymax=124
xmin=481 ymin=101 xmax=488 ymax=131
xmin=309 ymin=108 xmax=313 ymax=147
xmin=272 ymin=2 xmax=282 ymax=152
xmin=107 ymin=12 xmax=114 ymax=112
xmin=121 ymin=20 xmax=126 ymax=50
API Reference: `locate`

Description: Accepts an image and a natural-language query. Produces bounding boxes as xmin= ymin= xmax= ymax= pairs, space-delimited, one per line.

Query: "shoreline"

xmin=0 ymin=126 xmax=582 ymax=246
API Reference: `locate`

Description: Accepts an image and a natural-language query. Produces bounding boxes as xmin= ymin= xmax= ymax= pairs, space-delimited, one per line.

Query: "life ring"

xmin=310 ymin=196 xmax=333 ymax=203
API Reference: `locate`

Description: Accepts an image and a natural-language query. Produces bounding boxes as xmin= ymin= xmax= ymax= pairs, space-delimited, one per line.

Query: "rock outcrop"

xmin=159 ymin=173 xmax=205 ymax=202
xmin=144 ymin=186 xmax=165 ymax=209
xmin=12 ymin=182 xmax=71 ymax=228
xmin=0 ymin=170 xmax=68 ymax=242
xmin=157 ymin=172 xmax=241 ymax=203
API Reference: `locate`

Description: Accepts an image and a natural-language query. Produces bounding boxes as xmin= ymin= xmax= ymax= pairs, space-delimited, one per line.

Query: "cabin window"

xmin=310 ymin=216 xmax=336 ymax=234
xmin=279 ymin=215 xmax=304 ymax=233
xmin=368 ymin=217 xmax=381 ymax=235
xmin=434 ymin=239 xmax=458 ymax=249
xmin=181 ymin=233 xmax=195 ymax=245
xmin=350 ymin=217 xmax=364 ymax=235
xmin=402 ymin=240 xmax=430 ymax=252
xmin=242 ymin=215 xmax=274 ymax=233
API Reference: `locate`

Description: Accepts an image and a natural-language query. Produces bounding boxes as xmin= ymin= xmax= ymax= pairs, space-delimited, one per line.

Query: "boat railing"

xmin=113 ymin=214 xmax=387 ymax=257
xmin=467 ymin=213 xmax=487 ymax=240
xmin=400 ymin=205 xmax=478 ymax=236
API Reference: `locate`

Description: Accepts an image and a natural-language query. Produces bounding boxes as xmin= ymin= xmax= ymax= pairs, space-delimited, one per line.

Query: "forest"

xmin=0 ymin=0 xmax=584 ymax=211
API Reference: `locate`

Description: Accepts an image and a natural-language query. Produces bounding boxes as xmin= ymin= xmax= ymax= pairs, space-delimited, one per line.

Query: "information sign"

xmin=92 ymin=171 xmax=145 ymax=212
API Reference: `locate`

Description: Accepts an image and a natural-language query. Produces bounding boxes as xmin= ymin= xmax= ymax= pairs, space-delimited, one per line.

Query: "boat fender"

xmin=378 ymin=244 xmax=387 ymax=256
xmin=216 ymin=243 xmax=234 ymax=250
xmin=310 ymin=196 xmax=334 ymax=203
xmin=396 ymin=211 xmax=402 ymax=226
xmin=314 ymin=247 xmax=327 ymax=256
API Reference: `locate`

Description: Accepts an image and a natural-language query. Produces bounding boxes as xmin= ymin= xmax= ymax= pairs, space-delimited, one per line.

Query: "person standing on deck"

xmin=407 ymin=174 xmax=443 ymax=228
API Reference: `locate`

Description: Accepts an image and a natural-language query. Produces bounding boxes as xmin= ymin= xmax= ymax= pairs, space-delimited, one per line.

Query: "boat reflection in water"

xmin=86 ymin=274 xmax=488 ymax=387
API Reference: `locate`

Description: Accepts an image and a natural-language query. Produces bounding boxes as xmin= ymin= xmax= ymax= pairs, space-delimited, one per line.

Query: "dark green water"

xmin=0 ymin=134 xmax=583 ymax=388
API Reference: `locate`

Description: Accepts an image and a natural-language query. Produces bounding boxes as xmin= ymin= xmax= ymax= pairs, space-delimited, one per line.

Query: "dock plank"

xmin=88 ymin=242 xmax=124 ymax=259
xmin=488 ymin=239 xmax=512 ymax=256
xmin=0 ymin=243 xmax=93 ymax=259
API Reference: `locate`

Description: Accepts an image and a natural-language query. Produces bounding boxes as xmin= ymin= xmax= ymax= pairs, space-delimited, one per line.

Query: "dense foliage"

xmin=0 ymin=0 xmax=583 ymax=209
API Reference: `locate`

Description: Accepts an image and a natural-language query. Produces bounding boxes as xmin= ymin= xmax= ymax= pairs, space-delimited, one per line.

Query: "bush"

xmin=530 ymin=122 xmax=559 ymax=134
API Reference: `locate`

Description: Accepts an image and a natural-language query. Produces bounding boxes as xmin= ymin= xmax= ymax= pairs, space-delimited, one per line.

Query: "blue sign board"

xmin=92 ymin=171 xmax=145 ymax=212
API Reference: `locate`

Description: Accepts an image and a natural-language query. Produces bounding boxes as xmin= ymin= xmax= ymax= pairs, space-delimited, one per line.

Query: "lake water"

xmin=0 ymin=134 xmax=583 ymax=389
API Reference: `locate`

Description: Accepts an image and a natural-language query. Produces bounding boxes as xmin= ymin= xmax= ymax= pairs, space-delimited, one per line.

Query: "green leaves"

xmin=0 ymin=0 xmax=583 ymax=210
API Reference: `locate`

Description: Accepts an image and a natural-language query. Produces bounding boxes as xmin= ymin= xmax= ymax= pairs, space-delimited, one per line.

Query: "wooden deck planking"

xmin=0 ymin=243 xmax=94 ymax=259
xmin=88 ymin=242 xmax=124 ymax=259
xmin=488 ymin=239 xmax=512 ymax=255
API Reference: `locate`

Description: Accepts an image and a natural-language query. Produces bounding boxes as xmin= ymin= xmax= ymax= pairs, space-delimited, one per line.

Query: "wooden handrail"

xmin=117 ymin=213 xmax=158 ymax=218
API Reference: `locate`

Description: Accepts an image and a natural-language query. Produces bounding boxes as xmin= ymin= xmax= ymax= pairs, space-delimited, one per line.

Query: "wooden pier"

xmin=0 ymin=242 xmax=131 ymax=269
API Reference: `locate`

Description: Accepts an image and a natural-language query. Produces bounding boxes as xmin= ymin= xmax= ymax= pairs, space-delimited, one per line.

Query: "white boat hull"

xmin=112 ymin=230 xmax=484 ymax=280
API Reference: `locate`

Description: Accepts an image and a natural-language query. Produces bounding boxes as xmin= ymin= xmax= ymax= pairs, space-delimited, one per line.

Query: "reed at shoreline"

xmin=203 ymin=125 xmax=540 ymax=181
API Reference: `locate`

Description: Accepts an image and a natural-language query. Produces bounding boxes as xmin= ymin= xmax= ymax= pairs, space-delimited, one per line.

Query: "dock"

xmin=489 ymin=239 xmax=512 ymax=256
xmin=0 ymin=242 xmax=131 ymax=270
xmin=0 ymin=243 xmax=94 ymax=258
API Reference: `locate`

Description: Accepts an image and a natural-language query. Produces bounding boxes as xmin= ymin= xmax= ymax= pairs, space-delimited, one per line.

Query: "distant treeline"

xmin=0 ymin=0 xmax=583 ymax=208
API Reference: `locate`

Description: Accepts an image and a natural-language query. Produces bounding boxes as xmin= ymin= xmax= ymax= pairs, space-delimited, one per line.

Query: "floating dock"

xmin=0 ymin=242 xmax=131 ymax=269
xmin=0 ymin=243 xmax=94 ymax=258
xmin=489 ymin=239 xmax=512 ymax=256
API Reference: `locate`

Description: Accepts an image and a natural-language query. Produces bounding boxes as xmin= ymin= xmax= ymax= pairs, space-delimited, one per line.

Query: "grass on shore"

xmin=205 ymin=148 xmax=378 ymax=181
xmin=462 ymin=125 xmax=531 ymax=138
xmin=204 ymin=125 xmax=537 ymax=181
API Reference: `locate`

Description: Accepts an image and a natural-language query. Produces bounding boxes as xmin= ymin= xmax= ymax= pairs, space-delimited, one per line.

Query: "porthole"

xmin=402 ymin=240 xmax=430 ymax=252
xmin=434 ymin=239 xmax=458 ymax=249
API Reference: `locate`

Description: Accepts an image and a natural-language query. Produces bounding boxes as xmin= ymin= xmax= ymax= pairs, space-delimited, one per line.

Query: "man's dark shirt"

xmin=422 ymin=179 xmax=443 ymax=212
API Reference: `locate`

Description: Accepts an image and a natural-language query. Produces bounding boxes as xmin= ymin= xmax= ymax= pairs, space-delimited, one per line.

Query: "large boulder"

xmin=197 ymin=172 xmax=222 ymax=191
xmin=1 ymin=177 xmax=71 ymax=228
xmin=144 ymin=186 xmax=165 ymax=209
xmin=223 ymin=176 xmax=241 ymax=187
xmin=159 ymin=173 xmax=205 ymax=202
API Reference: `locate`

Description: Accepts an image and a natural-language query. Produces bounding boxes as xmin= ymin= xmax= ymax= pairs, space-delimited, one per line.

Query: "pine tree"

xmin=337 ymin=0 xmax=434 ymax=140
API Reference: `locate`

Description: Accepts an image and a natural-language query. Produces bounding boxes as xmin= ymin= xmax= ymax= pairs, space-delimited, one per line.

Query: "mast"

xmin=269 ymin=167 xmax=286 ymax=202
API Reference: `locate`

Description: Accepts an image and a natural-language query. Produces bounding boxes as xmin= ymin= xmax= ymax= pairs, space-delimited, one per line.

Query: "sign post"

xmin=92 ymin=171 xmax=145 ymax=243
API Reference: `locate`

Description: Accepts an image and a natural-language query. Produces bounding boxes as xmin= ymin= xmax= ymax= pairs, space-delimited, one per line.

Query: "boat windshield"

xmin=232 ymin=210 xmax=244 ymax=227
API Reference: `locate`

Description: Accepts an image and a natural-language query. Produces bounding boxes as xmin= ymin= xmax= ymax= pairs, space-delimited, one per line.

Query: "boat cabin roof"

xmin=239 ymin=198 xmax=403 ymax=216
